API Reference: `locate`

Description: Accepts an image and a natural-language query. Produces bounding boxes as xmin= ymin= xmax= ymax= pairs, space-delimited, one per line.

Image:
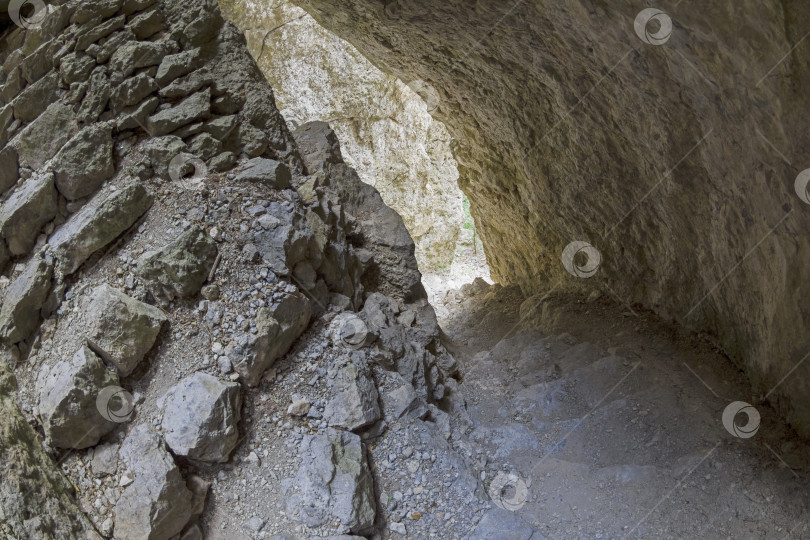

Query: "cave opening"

xmin=218 ymin=0 xmax=492 ymax=315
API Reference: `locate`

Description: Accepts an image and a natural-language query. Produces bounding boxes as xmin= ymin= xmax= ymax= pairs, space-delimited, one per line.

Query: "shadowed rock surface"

xmin=290 ymin=0 xmax=810 ymax=436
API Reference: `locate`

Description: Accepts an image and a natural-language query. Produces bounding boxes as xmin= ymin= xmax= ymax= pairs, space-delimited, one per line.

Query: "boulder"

xmin=155 ymin=47 xmax=204 ymax=86
xmin=36 ymin=346 xmax=120 ymax=449
xmin=284 ymin=428 xmax=375 ymax=534
xmin=110 ymin=72 xmax=158 ymax=113
xmin=129 ymin=8 xmax=166 ymax=39
xmin=110 ymin=40 xmax=176 ymax=77
xmin=48 ymin=183 xmax=154 ymax=276
xmin=136 ymin=225 xmax=218 ymax=300
xmin=77 ymin=65 xmax=111 ymax=123
xmin=233 ymin=157 xmax=291 ymax=189
xmin=86 ymin=285 xmax=167 ymax=376
xmin=324 ymin=354 xmax=381 ymax=431
xmin=161 ymin=372 xmax=241 ymax=462
xmin=0 ymin=172 xmax=58 ymax=256
xmin=13 ymin=72 xmax=58 ymax=122
xmin=59 ymin=52 xmax=96 ymax=84
xmin=145 ymin=87 xmax=211 ymax=136
xmin=139 ymin=135 xmax=185 ymax=178
xmin=0 ymin=253 xmax=53 ymax=344
xmin=52 ymin=123 xmax=115 ymax=200
xmin=231 ymin=292 xmax=311 ymax=386
xmin=0 ymin=146 xmax=18 ymax=197
xmin=115 ymin=425 xmax=193 ymax=540
xmin=17 ymin=102 xmax=73 ymax=171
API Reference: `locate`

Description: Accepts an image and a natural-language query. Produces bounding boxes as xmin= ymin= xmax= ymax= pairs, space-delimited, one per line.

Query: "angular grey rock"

xmin=0 ymin=172 xmax=58 ymax=256
xmin=209 ymin=151 xmax=236 ymax=172
xmin=384 ymin=383 xmax=428 ymax=421
xmin=285 ymin=428 xmax=375 ymax=534
xmin=155 ymin=47 xmax=204 ymax=86
xmin=122 ymin=0 xmax=155 ymax=15
xmin=0 ymin=104 xmax=13 ymax=148
xmin=0 ymin=146 xmax=18 ymax=197
xmin=72 ymin=0 xmax=122 ymax=25
xmin=233 ymin=157 xmax=291 ymax=189
xmin=137 ymin=225 xmax=218 ymax=300
xmin=238 ymin=122 xmax=269 ymax=157
xmin=36 ymin=346 xmax=120 ymax=449
xmin=139 ymin=135 xmax=186 ymax=178
xmin=86 ymin=285 xmax=167 ymax=376
xmin=146 ymin=87 xmax=211 ymax=136
xmin=110 ymin=73 xmax=158 ymax=113
xmin=292 ymin=120 xmax=343 ymax=174
xmin=17 ymin=102 xmax=73 ymax=171
xmin=253 ymin=211 xmax=312 ymax=277
xmin=13 ymin=72 xmax=58 ymax=122
xmin=231 ymin=292 xmax=311 ymax=386
xmin=161 ymin=372 xmax=241 ymax=462
xmin=75 ymin=14 xmax=125 ymax=51
xmin=0 ymin=252 xmax=53 ymax=344
xmin=129 ymin=8 xmax=166 ymax=39
xmin=469 ymin=508 xmax=540 ymax=540
xmin=115 ymin=425 xmax=193 ymax=540
xmin=324 ymin=355 xmax=381 ymax=432
xmin=91 ymin=443 xmax=119 ymax=476
xmin=49 ymin=183 xmax=154 ymax=276
xmin=117 ymin=96 xmax=159 ymax=131
xmin=203 ymin=115 xmax=236 ymax=138
xmin=59 ymin=52 xmax=96 ymax=84
xmin=187 ymin=132 xmax=221 ymax=160
xmin=110 ymin=40 xmax=176 ymax=77
xmin=77 ymin=65 xmax=111 ymax=123
xmin=52 ymin=123 xmax=115 ymax=200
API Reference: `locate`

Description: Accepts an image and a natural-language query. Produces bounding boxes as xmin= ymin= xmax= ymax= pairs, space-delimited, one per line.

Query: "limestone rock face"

xmin=115 ymin=425 xmax=193 ymax=540
xmin=0 ymin=360 xmax=101 ymax=539
xmin=36 ymin=346 xmax=120 ymax=449
xmin=219 ymin=0 xmax=463 ymax=271
xmin=86 ymin=284 xmax=167 ymax=376
xmin=289 ymin=0 xmax=810 ymax=437
xmin=161 ymin=372 xmax=242 ymax=462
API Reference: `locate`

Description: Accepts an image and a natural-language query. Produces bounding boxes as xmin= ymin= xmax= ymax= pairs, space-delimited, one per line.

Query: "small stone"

xmin=243 ymin=516 xmax=265 ymax=532
xmin=233 ymin=157 xmax=291 ymax=189
xmin=390 ymin=522 xmax=407 ymax=535
xmin=287 ymin=398 xmax=311 ymax=417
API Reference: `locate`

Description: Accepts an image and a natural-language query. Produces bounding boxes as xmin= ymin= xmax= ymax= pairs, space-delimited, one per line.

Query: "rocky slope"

xmin=289 ymin=0 xmax=810 ymax=437
xmin=0 ymin=0 xmax=456 ymax=537
xmin=217 ymin=0 xmax=463 ymax=272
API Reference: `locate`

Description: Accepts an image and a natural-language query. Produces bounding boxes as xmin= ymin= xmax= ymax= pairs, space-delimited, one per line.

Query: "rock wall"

xmin=290 ymin=0 xmax=810 ymax=437
xmin=218 ymin=0 xmax=463 ymax=271
xmin=0 ymin=0 xmax=457 ymax=535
